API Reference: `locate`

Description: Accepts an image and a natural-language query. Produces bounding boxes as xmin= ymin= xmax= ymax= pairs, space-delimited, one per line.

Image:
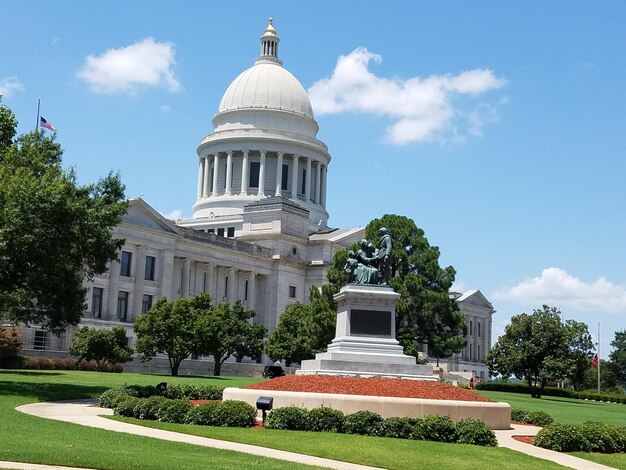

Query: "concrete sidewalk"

xmin=10 ymin=400 xmax=617 ymax=470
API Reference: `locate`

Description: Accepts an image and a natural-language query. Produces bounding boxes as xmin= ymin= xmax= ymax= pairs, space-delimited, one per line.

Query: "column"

xmin=225 ymin=151 xmax=233 ymax=196
xmin=202 ymin=156 xmax=210 ymax=197
xmin=227 ymin=266 xmax=236 ymax=302
xmin=258 ymin=150 xmax=266 ymax=196
xmin=196 ymin=159 xmax=204 ymax=199
xmin=182 ymin=258 xmax=191 ymax=298
xmin=305 ymin=157 xmax=312 ymax=202
xmin=211 ymin=154 xmax=219 ymax=196
xmin=207 ymin=262 xmax=215 ymax=299
xmin=107 ymin=256 xmax=120 ymax=320
xmin=240 ymin=150 xmax=249 ymax=196
xmin=132 ymin=245 xmax=147 ymax=319
xmin=247 ymin=271 xmax=256 ymax=312
xmin=321 ymin=164 xmax=328 ymax=207
xmin=275 ymin=152 xmax=283 ymax=196
xmin=291 ymin=154 xmax=299 ymax=200
xmin=159 ymin=250 xmax=175 ymax=299
xmin=315 ymin=160 xmax=321 ymax=204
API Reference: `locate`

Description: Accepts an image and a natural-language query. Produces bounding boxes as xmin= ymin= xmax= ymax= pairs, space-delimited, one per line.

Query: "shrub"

xmin=216 ymin=400 xmax=256 ymax=427
xmin=534 ymin=423 xmax=590 ymax=452
xmin=382 ymin=417 xmax=419 ymax=439
xmin=342 ymin=410 xmax=384 ymax=436
xmin=455 ymin=418 xmax=498 ymax=447
xmin=581 ymin=421 xmax=626 ymax=454
xmin=185 ymin=402 xmax=222 ymax=426
xmin=37 ymin=357 xmax=55 ymax=370
xmin=114 ymin=397 xmax=142 ymax=418
xmin=163 ymin=384 xmax=197 ymax=399
xmin=125 ymin=384 xmax=158 ymax=398
xmin=134 ymin=396 xmax=170 ymax=421
xmin=113 ymin=362 xmax=124 ymax=373
xmin=155 ymin=399 xmax=193 ymax=423
xmin=420 ymin=415 xmax=456 ymax=443
xmin=196 ymin=384 xmax=224 ymax=400
xmin=0 ymin=355 xmax=26 ymax=369
xmin=511 ymin=408 xmax=554 ymax=427
xmin=265 ymin=406 xmax=310 ymax=431
xmin=100 ymin=388 xmax=129 ymax=409
xmin=25 ymin=357 xmax=40 ymax=370
xmin=308 ymin=407 xmax=344 ymax=433
xmin=78 ymin=360 xmax=97 ymax=371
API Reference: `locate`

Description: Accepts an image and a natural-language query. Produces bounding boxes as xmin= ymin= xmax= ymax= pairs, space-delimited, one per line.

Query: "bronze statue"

xmin=343 ymin=228 xmax=393 ymax=286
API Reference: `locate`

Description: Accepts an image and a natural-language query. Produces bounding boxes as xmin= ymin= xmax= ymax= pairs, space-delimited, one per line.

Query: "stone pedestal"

xmin=297 ymin=285 xmax=435 ymax=380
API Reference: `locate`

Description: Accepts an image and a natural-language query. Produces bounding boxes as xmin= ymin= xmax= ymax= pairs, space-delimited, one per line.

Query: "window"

xmin=117 ymin=291 xmax=129 ymax=321
xmin=249 ymin=162 xmax=260 ymax=188
xmin=209 ymin=167 xmax=214 ymax=192
xmin=477 ymin=344 xmax=481 ymax=361
xmin=281 ymin=164 xmax=289 ymax=190
xmin=469 ymin=343 xmax=473 ymax=360
xmin=34 ymin=330 xmax=47 ymax=350
xmin=217 ymin=228 xmax=225 ymax=236
xmin=207 ymin=228 xmax=215 ymax=234
xmin=289 ymin=285 xmax=296 ymax=298
xmin=478 ymin=322 xmax=481 ymax=338
xmin=469 ymin=320 xmax=473 ymax=336
xmin=203 ymin=271 xmax=207 ymax=293
xmin=301 ymin=168 xmax=307 ymax=194
xmin=120 ymin=251 xmax=132 ymax=277
xmin=244 ymin=279 xmax=249 ymax=301
xmin=227 ymin=227 xmax=235 ymax=238
xmin=145 ymin=255 xmax=156 ymax=281
xmin=224 ymin=276 xmax=229 ymax=299
xmin=92 ymin=287 xmax=103 ymax=318
xmin=141 ymin=294 xmax=153 ymax=314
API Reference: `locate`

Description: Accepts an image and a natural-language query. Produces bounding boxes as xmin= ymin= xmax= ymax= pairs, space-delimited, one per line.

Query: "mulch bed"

xmin=190 ymin=400 xmax=221 ymax=406
xmin=243 ymin=376 xmax=493 ymax=402
xmin=513 ymin=436 xmax=535 ymax=445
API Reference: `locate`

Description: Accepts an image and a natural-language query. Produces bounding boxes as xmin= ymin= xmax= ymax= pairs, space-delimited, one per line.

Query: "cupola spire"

xmin=258 ymin=17 xmax=282 ymax=65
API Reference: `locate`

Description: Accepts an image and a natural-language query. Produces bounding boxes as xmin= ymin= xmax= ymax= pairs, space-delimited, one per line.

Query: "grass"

xmin=570 ymin=452 xmax=626 ymax=470
xmin=107 ymin=416 xmax=567 ymax=470
xmin=0 ymin=370 xmax=318 ymax=470
xmin=0 ymin=370 xmax=570 ymax=470
xmin=476 ymin=390 xmax=626 ymax=426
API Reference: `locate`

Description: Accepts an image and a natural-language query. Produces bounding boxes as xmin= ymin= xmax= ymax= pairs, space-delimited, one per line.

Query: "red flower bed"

xmin=243 ymin=376 xmax=493 ymax=402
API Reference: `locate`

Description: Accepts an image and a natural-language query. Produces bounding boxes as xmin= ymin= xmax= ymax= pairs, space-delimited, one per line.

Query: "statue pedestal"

xmin=297 ymin=285 xmax=435 ymax=380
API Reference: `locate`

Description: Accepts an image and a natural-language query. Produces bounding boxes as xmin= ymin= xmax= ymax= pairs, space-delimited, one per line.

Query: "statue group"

xmin=344 ymin=227 xmax=392 ymax=286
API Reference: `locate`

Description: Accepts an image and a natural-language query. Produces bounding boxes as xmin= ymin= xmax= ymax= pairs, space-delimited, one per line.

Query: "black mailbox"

xmin=256 ymin=396 xmax=274 ymax=424
xmin=155 ymin=382 xmax=167 ymax=393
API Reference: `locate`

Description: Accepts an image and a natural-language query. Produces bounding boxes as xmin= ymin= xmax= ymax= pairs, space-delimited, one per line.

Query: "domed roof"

xmin=218 ymin=62 xmax=314 ymax=118
xmin=217 ymin=18 xmax=314 ymax=119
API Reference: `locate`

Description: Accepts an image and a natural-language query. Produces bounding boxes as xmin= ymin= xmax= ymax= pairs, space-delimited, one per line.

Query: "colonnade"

xmin=196 ymin=150 xmax=328 ymax=208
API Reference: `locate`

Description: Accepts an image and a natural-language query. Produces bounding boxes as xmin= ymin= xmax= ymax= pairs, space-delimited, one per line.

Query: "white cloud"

xmin=451 ymin=280 xmax=469 ymax=294
xmin=0 ymin=76 xmax=25 ymax=97
xmin=77 ymin=38 xmax=180 ymax=94
xmin=308 ymin=47 xmax=506 ymax=145
xmin=159 ymin=104 xmax=171 ymax=113
xmin=493 ymin=267 xmax=626 ymax=313
xmin=161 ymin=209 xmax=183 ymax=220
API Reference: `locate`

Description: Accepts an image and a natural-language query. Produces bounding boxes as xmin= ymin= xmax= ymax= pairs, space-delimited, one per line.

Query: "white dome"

xmin=218 ymin=61 xmax=314 ymax=119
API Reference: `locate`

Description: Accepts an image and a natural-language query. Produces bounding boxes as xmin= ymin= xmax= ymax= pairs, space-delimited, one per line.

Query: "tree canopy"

xmin=69 ymin=326 xmax=133 ymax=371
xmin=609 ymin=329 xmax=626 ymax=387
xmin=0 ymin=100 xmax=128 ymax=333
xmin=265 ymin=302 xmax=315 ymax=366
xmin=486 ymin=305 xmax=594 ymax=398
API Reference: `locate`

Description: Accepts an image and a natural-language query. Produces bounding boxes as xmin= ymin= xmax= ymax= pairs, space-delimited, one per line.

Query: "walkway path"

xmin=6 ymin=400 xmax=616 ymax=470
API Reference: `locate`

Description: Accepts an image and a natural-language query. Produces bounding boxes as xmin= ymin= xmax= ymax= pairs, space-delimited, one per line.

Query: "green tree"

xmin=609 ymin=330 xmax=626 ymax=387
xmin=133 ymin=294 xmax=211 ymax=376
xmin=486 ymin=305 xmax=594 ymax=398
xmin=265 ymin=302 xmax=315 ymax=366
xmin=69 ymin=326 xmax=133 ymax=371
xmin=0 ymin=100 xmax=127 ymax=334
xmin=581 ymin=359 xmax=621 ymax=393
xmin=196 ymin=300 xmax=266 ymax=376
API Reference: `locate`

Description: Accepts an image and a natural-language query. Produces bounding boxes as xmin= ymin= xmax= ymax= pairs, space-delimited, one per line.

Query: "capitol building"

xmin=19 ymin=20 xmax=495 ymax=380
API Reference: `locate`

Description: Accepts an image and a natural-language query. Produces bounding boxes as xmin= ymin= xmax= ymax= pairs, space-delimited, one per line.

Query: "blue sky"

xmin=2 ymin=2 xmax=625 ymax=359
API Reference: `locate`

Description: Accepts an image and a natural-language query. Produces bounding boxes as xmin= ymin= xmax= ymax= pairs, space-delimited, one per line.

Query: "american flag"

xmin=39 ymin=116 xmax=56 ymax=132
xmin=591 ymin=353 xmax=598 ymax=368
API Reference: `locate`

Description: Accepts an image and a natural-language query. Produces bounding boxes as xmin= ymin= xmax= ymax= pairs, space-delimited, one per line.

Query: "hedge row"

xmin=0 ymin=356 xmax=125 ymax=372
xmin=264 ymin=407 xmax=497 ymax=447
xmin=100 ymin=384 xmax=224 ymax=409
xmin=510 ymin=408 xmax=554 ymax=427
xmin=534 ymin=421 xmax=626 ymax=453
xmin=475 ymin=382 xmax=626 ymax=404
xmin=113 ymin=396 xmax=256 ymax=427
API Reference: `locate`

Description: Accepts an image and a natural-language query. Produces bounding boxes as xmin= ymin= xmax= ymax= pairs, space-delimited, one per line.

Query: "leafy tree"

xmin=0 ymin=100 xmax=127 ymax=334
xmin=134 ymin=294 xmax=210 ymax=376
xmin=265 ymin=302 xmax=315 ymax=366
xmin=609 ymin=330 xmax=626 ymax=387
xmin=69 ymin=326 xmax=133 ymax=371
xmin=196 ymin=300 xmax=266 ymax=376
xmin=486 ymin=305 xmax=594 ymax=398
xmin=581 ymin=359 xmax=621 ymax=393
xmin=0 ymin=325 xmax=23 ymax=359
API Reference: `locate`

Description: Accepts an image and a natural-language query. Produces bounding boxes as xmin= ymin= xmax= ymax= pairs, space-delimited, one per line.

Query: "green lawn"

xmin=476 ymin=390 xmax=626 ymax=426
xmin=570 ymin=452 xmax=626 ymax=470
xmin=0 ymin=369 xmax=570 ymax=470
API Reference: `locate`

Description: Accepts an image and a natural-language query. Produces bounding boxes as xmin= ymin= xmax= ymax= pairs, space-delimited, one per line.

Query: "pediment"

xmin=456 ymin=289 xmax=494 ymax=309
xmin=121 ymin=198 xmax=180 ymax=234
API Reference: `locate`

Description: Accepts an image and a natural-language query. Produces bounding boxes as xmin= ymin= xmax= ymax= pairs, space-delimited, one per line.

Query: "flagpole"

xmin=35 ymin=98 xmax=41 ymax=132
xmin=597 ymin=322 xmax=600 ymax=394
